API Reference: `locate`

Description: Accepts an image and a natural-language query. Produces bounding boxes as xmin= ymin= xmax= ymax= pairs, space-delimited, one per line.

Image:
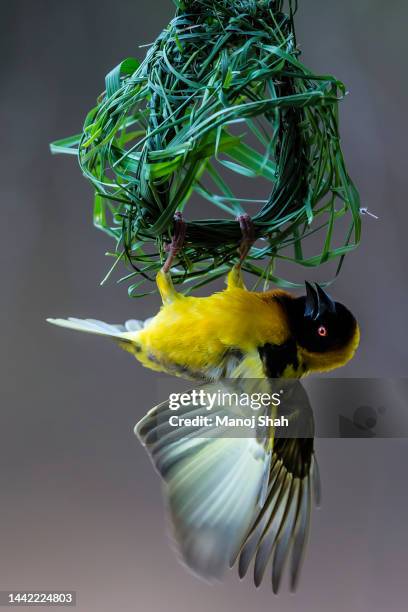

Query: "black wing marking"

xmin=237 ymin=437 xmax=320 ymax=593
xmin=258 ymin=340 xmax=300 ymax=378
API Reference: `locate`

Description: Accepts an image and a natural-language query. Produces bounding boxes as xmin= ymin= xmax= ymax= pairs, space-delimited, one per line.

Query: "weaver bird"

xmin=47 ymin=215 xmax=359 ymax=591
xmin=47 ymin=265 xmax=360 ymax=382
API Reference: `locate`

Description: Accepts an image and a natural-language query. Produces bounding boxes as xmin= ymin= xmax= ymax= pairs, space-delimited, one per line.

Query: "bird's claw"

xmin=237 ymin=213 xmax=255 ymax=264
xmin=162 ymin=212 xmax=186 ymax=273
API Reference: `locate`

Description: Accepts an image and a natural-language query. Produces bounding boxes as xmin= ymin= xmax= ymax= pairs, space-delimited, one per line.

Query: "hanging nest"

xmin=51 ymin=0 xmax=361 ymax=296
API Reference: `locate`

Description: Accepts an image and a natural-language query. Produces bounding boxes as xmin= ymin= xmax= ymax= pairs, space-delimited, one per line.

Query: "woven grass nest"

xmin=52 ymin=0 xmax=361 ymax=296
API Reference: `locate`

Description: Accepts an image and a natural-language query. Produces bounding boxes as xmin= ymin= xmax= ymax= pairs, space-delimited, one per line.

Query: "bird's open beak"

xmin=304 ymin=281 xmax=336 ymax=319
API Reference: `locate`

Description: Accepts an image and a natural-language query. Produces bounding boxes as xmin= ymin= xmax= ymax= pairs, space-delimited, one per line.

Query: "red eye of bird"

xmin=318 ymin=325 xmax=328 ymax=337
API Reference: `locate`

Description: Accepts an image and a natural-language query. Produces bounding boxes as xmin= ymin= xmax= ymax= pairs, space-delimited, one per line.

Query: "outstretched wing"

xmin=135 ymin=379 xmax=320 ymax=590
xmin=135 ymin=381 xmax=271 ymax=580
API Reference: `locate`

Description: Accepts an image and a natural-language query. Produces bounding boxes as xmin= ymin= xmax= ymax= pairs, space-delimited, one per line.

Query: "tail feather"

xmin=46 ymin=317 xmax=145 ymax=340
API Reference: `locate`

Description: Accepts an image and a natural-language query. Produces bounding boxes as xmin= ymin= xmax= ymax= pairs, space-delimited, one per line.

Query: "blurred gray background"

xmin=1 ymin=1 xmax=408 ymax=611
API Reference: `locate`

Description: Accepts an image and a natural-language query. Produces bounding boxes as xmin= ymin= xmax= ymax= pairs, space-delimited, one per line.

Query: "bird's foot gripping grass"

xmin=162 ymin=212 xmax=186 ymax=275
xmin=237 ymin=213 xmax=255 ymax=267
xmin=224 ymin=214 xmax=255 ymax=291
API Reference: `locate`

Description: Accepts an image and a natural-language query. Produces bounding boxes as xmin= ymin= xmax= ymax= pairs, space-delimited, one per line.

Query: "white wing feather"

xmin=135 ymin=383 xmax=271 ymax=581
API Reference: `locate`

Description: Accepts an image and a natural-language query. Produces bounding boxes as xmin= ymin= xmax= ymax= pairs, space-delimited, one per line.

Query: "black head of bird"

xmin=279 ymin=282 xmax=360 ymax=374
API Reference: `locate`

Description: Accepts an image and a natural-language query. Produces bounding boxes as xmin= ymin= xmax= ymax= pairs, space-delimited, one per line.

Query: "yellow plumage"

xmin=129 ymin=269 xmax=289 ymax=376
